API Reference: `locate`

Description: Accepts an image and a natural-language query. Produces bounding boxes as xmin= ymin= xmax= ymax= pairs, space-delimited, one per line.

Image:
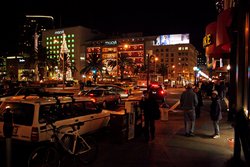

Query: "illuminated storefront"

xmin=85 ymin=37 xmax=145 ymax=82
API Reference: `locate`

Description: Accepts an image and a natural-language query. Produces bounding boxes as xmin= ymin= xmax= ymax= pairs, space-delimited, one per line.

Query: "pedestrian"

xmin=140 ymin=90 xmax=160 ymax=142
xmin=180 ymin=83 xmax=198 ymax=137
xmin=193 ymin=86 xmax=203 ymax=118
xmin=210 ymin=90 xmax=222 ymax=139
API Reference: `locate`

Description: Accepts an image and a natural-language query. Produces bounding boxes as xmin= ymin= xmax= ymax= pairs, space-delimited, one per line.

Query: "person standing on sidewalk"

xmin=140 ymin=90 xmax=160 ymax=142
xmin=193 ymin=86 xmax=203 ymax=119
xmin=180 ymin=83 xmax=198 ymax=137
xmin=210 ymin=90 xmax=222 ymax=139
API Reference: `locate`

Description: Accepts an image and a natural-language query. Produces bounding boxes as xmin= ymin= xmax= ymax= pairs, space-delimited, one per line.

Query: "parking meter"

xmin=3 ymin=108 xmax=13 ymax=138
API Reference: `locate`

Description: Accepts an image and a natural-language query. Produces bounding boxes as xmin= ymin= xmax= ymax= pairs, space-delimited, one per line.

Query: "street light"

xmin=154 ymin=57 xmax=158 ymax=81
xmin=227 ymin=64 xmax=231 ymax=83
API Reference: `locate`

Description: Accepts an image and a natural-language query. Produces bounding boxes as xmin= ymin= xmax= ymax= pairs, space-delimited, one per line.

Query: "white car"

xmin=0 ymin=93 xmax=111 ymax=143
xmin=94 ymin=84 xmax=130 ymax=98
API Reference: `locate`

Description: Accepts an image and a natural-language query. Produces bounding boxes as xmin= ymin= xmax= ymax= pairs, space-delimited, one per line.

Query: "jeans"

xmin=213 ymin=120 xmax=220 ymax=135
xmin=144 ymin=117 xmax=155 ymax=141
xmin=184 ymin=110 xmax=196 ymax=134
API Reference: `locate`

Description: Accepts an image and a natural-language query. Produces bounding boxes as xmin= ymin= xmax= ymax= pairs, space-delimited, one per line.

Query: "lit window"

xmin=50 ymin=37 xmax=52 ymax=40
xmin=72 ymin=49 xmax=74 ymax=52
xmin=68 ymin=40 xmax=71 ymax=43
xmin=72 ymin=44 xmax=74 ymax=47
xmin=46 ymin=42 xmax=49 ymax=45
xmin=72 ymin=39 xmax=75 ymax=42
xmin=72 ymin=34 xmax=75 ymax=37
xmin=71 ymin=54 xmax=74 ymax=58
xmin=178 ymin=47 xmax=182 ymax=50
xmin=72 ymin=60 xmax=75 ymax=62
xmin=46 ymin=37 xmax=49 ymax=40
xmin=68 ymin=35 xmax=71 ymax=38
xmin=185 ymin=47 xmax=188 ymax=50
xmin=68 ymin=45 xmax=71 ymax=48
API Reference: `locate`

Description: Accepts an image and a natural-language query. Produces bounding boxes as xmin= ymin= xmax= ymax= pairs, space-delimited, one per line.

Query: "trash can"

xmin=109 ymin=111 xmax=128 ymax=143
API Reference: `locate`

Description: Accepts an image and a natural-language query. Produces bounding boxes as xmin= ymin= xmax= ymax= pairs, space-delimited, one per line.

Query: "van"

xmin=0 ymin=93 xmax=111 ymax=143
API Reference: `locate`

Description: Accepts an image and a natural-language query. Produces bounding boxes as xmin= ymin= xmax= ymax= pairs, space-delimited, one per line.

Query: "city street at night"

xmin=1 ymin=88 xmax=246 ymax=167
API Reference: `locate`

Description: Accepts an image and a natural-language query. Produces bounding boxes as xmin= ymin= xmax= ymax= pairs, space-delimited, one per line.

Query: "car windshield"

xmin=0 ymin=102 xmax=34 ymax=126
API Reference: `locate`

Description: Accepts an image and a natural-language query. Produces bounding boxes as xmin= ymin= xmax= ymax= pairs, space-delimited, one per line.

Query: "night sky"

xmin=1 ymin=0 xmax=218 ymax=54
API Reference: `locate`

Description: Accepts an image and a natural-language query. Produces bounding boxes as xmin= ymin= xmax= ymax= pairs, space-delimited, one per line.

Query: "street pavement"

xmin=86 ymin=97 xmax=248 ymax=167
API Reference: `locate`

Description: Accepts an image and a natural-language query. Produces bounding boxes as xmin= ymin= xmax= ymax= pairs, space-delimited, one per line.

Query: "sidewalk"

xmin=88 ymin=98 xmax=247 ymax=167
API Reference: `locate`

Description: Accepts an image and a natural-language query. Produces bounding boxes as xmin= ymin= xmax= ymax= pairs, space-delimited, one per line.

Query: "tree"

xmin=80 ymin=53 xmax=104 ymax=83
xmin=158 ymin=64 xmax=168 ymax=82
xmin=107 ymin=53 xmax=133 ymax=81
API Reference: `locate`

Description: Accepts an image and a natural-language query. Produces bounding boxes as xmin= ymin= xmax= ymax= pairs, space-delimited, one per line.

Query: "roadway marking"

xmin=164 ymin=100 xmax=181 ymax=113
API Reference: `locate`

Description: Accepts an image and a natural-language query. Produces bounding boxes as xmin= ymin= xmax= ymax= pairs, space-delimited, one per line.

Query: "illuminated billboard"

xmin=154 ymin=34 xmax=190 ymax=45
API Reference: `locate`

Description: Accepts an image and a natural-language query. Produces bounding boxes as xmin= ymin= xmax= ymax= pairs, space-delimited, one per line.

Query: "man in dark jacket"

xmin=140 ymin=90 xmax=160 ymax=142
xmin=180 ymin=83 xmax=198 ymax=137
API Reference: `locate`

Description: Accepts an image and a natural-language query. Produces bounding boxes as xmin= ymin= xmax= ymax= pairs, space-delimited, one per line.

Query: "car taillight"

xmin=31 ymin=127 xmax=39 ymax=142
xmin=160 ymin=90 xmax=164 ymax=94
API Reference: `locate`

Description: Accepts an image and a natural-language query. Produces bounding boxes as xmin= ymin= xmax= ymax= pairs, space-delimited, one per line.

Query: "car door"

xmin=80 ymin=101 xmax=110 ymax=133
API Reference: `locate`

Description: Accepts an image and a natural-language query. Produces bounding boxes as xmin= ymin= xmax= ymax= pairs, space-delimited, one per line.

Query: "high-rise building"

xmin=19 ymin=15 xmax=55 ymax=55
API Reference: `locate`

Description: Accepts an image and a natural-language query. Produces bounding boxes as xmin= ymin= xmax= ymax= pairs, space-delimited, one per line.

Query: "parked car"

xmin=94 ymin=84 xmax=130 ymax=98
xmin=114 ymin=82 xmax=135 ymax=95
xmin=78 ymin=88 xmax=121 ymax=109
xmin=0 ymin=92 xmax=111 ymax=143
xmin=65 ymin=80 xmax=77 ymax=87
xmin=0 ymin=86 xmax=46 ymax=102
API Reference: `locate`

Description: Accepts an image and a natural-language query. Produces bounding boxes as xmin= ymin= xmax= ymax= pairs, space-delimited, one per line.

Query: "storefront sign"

xmin=203 ymin=34 xmax=213 ymax=48
xmin=104 ymin=41 xmax=118 ymax=45
xmin=55 ymin=30 xmax=64 ymax=35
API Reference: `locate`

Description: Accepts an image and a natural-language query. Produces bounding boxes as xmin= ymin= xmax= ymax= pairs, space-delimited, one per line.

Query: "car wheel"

xmin=102 ymin=101 xmax=107 ymax=109
xmin=117 ymin=98 xmax=121 ymax=104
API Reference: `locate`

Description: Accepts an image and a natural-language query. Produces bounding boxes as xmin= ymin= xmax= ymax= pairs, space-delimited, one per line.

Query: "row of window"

xmin=46 ymin=44 xmax=75 ymax=49
xmin=155 ymin=47 xmax=189 ymax=52
xmin=46 ymin=39 xmax=75 ymax=45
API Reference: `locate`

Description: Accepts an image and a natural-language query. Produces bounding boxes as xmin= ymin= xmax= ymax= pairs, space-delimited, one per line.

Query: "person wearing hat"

xmin=210 ymin=90 xmax=222 ymax=139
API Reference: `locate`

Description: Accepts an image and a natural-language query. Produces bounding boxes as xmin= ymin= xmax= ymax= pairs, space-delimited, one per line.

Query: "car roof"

xmin=2 ymin=93 xmax=93 ymax=105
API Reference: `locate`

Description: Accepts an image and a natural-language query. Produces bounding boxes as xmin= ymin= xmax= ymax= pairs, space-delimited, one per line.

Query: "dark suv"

xmin=148 ymin=84 xmax=167 ymax=103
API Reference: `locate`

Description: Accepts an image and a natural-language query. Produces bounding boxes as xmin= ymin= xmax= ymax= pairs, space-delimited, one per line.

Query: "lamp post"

xmin=154 ymin=57 xmax=158 ymax=81
xmin=226 ymin=64 xmax=231 ymax=83
xmin=193 ymin=66 xmax=198 ymax=86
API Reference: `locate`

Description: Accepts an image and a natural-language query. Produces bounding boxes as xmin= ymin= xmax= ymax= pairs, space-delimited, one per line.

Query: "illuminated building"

xmin=42 ymin=26 xmax=104 ymax=80
xmin=85 ymin=34 xmax=198 ymax=85
xmin=84 ymin=34 xmax=154 ymax=82
xmin=148 ymin=34 xmax=199 ymax=85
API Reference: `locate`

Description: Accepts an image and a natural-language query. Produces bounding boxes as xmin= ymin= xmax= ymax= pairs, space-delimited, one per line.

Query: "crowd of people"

xmin=179 ymin=82 xmax=224 ymax=139
xmin=139 ymin=80 xmax=227 ymax=142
